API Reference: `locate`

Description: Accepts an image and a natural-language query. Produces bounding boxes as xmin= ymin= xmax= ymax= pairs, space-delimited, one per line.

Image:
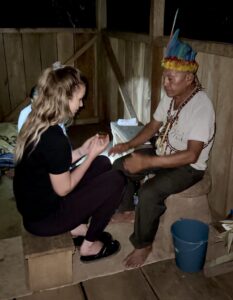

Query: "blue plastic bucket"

xmin=171 ymin=219 xmax=209 ymax=272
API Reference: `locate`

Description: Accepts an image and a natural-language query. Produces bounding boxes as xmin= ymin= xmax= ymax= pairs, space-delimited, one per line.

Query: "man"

xmin=108 ymin=29 xmax=215 ymax=268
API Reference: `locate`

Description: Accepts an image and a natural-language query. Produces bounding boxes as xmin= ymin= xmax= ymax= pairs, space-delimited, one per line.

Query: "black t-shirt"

xmin=13 ymin=125 xmax=72 ymax=221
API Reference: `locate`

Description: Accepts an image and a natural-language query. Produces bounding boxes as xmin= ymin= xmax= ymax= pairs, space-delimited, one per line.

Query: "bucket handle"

xmin=174 ymin=240 xmax=207 ymax=254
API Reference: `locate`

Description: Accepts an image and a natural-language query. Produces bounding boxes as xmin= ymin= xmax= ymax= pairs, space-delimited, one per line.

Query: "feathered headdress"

xmin=161 ymin=10 xmax=198 ymax=73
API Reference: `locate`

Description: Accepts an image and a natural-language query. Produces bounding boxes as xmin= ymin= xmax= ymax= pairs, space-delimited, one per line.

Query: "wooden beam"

xmin=149 ymin=0 xmax=165 ymax=118
xmin=102 ymin=33 xmax=137 ymax=119
xmin=150 ymin=0 xmax=165 ymax=39
xmin=0 ymin=28 xmax=97 ymax=34
xmin=64 ymin=35 xmax=97 ymax=65
xmin=96 ymin=0 xmax=107 ymax=31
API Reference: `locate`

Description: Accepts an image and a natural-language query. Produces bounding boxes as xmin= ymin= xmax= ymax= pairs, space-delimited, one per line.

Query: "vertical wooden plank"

xmin=0 ymin=33 xmax=10 ymax=120
xmin=142 ymin=43 xmax=152 ymax=124
xmin=109 ymin=38 xmax=120 ymax=121
xmin=116 ymin=39 xmax=125 ymax=119
xmin=4 ymin=33 xmax=26 ymax=110
xmin=196 ymin=53 xmax=219 ymax=176
xmin=57 ymin=32 xmax=74 ymax=66
xmin=40 ymin=33 xmax=57 ymax=69
xmin=226 ymin=143 xmax=233 ymax=213
xmin=22 ymin=34 xmax=41 ymax=94
xmin=74 ymin=33 xmax=97 ymax=122
xmin=150 ymin=44 xmax=163 ymax=118
xmin=196 ymin=53 xmax=219 ymax=109
xmin=125 ymin=40 xmax=134 ymax=119
xmin=96 ymin=34 xmax=105 ymax=121
xmin=208 ymin=57 xmax=233 ymax=216
xmin=132 ymin=41 xmax=141 ymax=118
xmin=132 ymin=42 xmax=151 ymax=124
xmin=96 ymin=0 xmax=107 ymax=122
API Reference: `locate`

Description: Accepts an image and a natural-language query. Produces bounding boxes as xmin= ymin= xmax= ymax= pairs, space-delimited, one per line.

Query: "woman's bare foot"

xmin=70 ymin=224 xmax=88 ymax=237
xmin=123 ymin=245 xmax=152 ymax=268
xmin=110 ymin=211 xmax=135 ymax=224
xmin=80 ymin=240 xmax=103 ymax=256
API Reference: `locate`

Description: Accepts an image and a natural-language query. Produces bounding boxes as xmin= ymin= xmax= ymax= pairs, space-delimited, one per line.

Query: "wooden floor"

xmin=17 ymin=258 xmax=233 ymax=300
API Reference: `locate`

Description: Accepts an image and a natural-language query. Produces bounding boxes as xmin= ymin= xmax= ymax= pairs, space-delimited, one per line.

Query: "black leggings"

xmin=24 ymin=156 xmax=126 ymax=241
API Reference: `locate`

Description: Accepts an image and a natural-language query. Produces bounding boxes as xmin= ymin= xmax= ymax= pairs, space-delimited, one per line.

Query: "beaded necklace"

xmin=156 ymin=85 xmax=201 ymax=155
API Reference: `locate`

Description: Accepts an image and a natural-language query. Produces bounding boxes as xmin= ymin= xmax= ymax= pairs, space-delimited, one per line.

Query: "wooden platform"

xmin=16 ymin=259 xmax=233 ymax=300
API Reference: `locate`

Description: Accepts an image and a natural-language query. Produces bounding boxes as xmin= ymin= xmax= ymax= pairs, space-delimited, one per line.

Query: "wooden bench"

xmin=151 ymin=172 xmax=212 ymax=261
xmin=22 ymin=227 xmax=75 ymax=291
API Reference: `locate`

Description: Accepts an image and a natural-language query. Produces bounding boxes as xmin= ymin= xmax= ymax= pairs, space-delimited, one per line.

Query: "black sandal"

xmin=80 ymin=239 xmax=120 ymax=263
xmin=72 ymin=231 xmax=112 ymax=247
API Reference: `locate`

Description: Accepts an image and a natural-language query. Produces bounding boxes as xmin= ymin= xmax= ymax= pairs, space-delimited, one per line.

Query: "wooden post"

xmin=96 ymin=0 xmax=107 ymax=121
xmin=149 ymin=0 xmax=165 ymax=118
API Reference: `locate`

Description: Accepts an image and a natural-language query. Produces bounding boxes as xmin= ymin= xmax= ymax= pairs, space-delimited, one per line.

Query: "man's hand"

xmin=108 ymin=142 xmax=130 ymax=156
xmin=123 ymin=153 xmax=150 ymax=174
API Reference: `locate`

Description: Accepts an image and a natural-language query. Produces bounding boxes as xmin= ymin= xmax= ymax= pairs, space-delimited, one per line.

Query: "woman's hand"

xmin=87 ymin=134 xmax=110 ymax=159
xmin=78 ymin=135 xmax=97 ymax=156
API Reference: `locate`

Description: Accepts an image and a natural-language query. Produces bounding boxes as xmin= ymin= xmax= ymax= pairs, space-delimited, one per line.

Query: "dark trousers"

xmin=113 ymin=148 xmax=204 ymax=248
xmin=24 ymin=156 xmax=126 ymax=241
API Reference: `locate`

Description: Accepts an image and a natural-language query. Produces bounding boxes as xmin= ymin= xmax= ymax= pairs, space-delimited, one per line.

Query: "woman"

xmin=13 ymin=64 xmax=126 ymax=262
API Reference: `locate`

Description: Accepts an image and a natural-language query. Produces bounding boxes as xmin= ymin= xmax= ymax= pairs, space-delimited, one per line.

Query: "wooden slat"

xmin=109 ymin=38 xmax=120 ymax=121
xmin=4 ymin=33 xmax=26 ymax=110
xmin=150 ymin=43 xmax=163 ymax=118
xmin=142 ymin=43 xmax=152 ymax=124
xmin=226 ymin=143 xmax=233 ymax=213
xmin=132 ymin=42 xmax=151 ymax=124
xmin=18 ymin=284 xmax=85 ymax=300
xmin=0 ymin=28 xmax=97 ymax=34
xmin=0 ymin=33 xmax=10 ymax=120
xmin=74 ymin=34 xmax=97 ymax=122
xmin=116 ymin=39 xmax=126 ymax=118
xmin=57 ymin=32 xmax=74 ymax=66
xmin=83 ymin=269 xmax=158 ymax=300
xmin=22 ymin=34 xmax=41 ymax=94
xmin=104 ymin=40 xmax=118 ymax=121
xmin=196 ymin=53 xmax=219 ymax=174
xmin=39 ymin=33 xmax=57 ymax=69
xmin=142 ymin=259 xmax=231 ymax=300
xmin=96 ymin=34 xmax=105 ymax=121
xmin=102 ymin=33 xmax=137 ymax=119
xmin=124 ymin=39 xmax=134 ymax=119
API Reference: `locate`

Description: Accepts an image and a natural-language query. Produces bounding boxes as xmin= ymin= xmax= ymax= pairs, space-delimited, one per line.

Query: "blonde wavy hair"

xmin=15 ymin=65 xmax=85 ymax=163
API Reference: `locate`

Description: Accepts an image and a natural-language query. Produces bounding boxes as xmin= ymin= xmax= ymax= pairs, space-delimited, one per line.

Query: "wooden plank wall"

xmin=103 ymin=35 xmax=152 ymax=124
xmin=197 ymin=53 xmax=233 ymax=216
xmin=0 ymin=29 xmax=98 ymax=124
